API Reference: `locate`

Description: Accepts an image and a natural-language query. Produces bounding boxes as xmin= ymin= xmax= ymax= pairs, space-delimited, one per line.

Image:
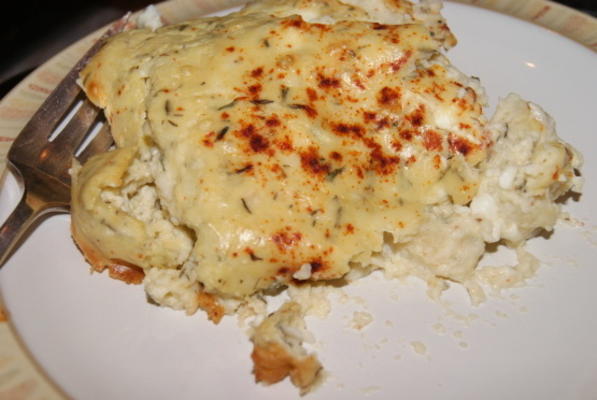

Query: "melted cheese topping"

xmin=74 ymin=0 xmax=488 ymax=299
xmin=71 ymin=0 xmax=578 ymax=305
xmin=70 ymin=1 xmax=583 ymax=394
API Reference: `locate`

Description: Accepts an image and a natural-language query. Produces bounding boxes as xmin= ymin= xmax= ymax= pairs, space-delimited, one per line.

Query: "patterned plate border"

xmin=0 ymin=0 xmax=595 ymax=398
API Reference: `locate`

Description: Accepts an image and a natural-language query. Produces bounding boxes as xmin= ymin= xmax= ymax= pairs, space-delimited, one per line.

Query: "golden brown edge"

xmin=71 ymin=221 xmax=226 ymax=323
xmin=70 ymin=220 xmax=145 ymax=284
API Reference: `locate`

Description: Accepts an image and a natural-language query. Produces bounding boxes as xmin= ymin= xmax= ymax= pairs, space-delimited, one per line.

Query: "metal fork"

xmin=0 ymin=18 xmax=129 ymax=267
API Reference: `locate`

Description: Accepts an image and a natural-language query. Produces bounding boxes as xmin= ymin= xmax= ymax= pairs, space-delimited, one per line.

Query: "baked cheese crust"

xmin=74 ymin=0 xmax=488 ymax=299
xmin=70 ymin=0 xmax=582 ymax=393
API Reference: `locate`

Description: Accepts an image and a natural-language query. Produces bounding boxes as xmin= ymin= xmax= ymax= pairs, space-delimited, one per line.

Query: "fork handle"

xmin=0 ymin=192 xmax=64 ymax=268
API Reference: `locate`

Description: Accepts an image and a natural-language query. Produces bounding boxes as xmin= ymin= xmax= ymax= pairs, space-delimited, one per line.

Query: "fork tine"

xmin=0 ymin=15 xmax=131 ymax=269
xmin=48 ymin=98 xmax=102 ymax=153
xmin=76 ymin=122 xmax=114 ymax=164
xmin=7 ymin=14 xmax=131 ymax=164
xmin=77 ymin=123 xmax=114 ymax=163
xmin=8 ymin=74 xmax=83 ymax=160
xmin=34 ymin=99 xmax=102 ymax=183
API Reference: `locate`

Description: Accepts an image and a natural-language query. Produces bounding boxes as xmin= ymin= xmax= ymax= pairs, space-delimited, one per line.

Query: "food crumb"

xmin=351 ymin=311 xmax=374 ymax=330
xmin=468 ymin=313 xmax=479 ymax=321
xmin=361 ymin=385 xmax=381 ymax=395
xmin=351 ymin=296 xmax=367 ymax=306
xmin=410 ymin=341 xmax=427 ymax=355
xmin=459 ymin=341 xmax=469 ymax=349
xmin=335 ymin=290 xmax=350 ymax=304
xmin=579 ymin=228 xmax=597 ymax=247
xmin=0 ymin=306 xmax=7 ymax=322
xmin=432 ymin=322 xmax=446 ymax=335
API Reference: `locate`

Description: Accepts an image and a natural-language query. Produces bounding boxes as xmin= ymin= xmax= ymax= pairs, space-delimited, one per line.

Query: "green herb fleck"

xmin=216 ymin=126 xmax=229 ymax=141
xmin=334 ymin=205 xmax=343 ymax=228
xmin=280 ymin=86 xmax=289 ymax=101
xmin=310 ymin=209 xmax=320 ymax=227
xmin=241 ymin=198 xmax=252 ymax=214
xmin=327 ymin=167 xmax=344 ymax=181
xmin=288 ymin=103 xmax=307 ymax=110
xmin=248 ymin=251 xmax=262 ymax=261
xmin=235 ymin=164 xmax=253 ymax=174
xmin=251 ymin=99 xmax=274 ymax=105
xmin=217 ymin=100 xmax=237 ymax=110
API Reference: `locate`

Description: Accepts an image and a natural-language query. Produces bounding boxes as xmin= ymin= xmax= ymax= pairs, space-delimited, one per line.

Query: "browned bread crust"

xmin=250 ymin=301 xmax=323 ymax=393
xmin=71 ymin=221 xmax=145 ymax=285
xmin=197 ymin=291 xmax=225 ymax=324
xmin=72 ymin=220 xmax=229 ymax=323
xmin=252 ymin=342 xmax=321 ymax=391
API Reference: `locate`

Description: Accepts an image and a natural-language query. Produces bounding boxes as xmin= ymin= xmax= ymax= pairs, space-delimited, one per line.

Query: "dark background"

xmin=1 ymin=0 xmax=595 ymax=99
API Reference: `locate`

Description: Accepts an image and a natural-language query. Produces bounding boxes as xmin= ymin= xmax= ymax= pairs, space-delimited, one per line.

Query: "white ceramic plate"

xmin=1 ymin=2 xmax=597 ymax=399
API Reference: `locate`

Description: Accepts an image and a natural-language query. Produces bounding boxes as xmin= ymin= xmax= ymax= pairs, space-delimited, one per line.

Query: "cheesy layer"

xmin=71 ymin=0 xmax=580 ymax=308
xmin=69 ymin=1 xmax=583 ymax=393
xmin=74 ymin=0 xmax=486 ymax=299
